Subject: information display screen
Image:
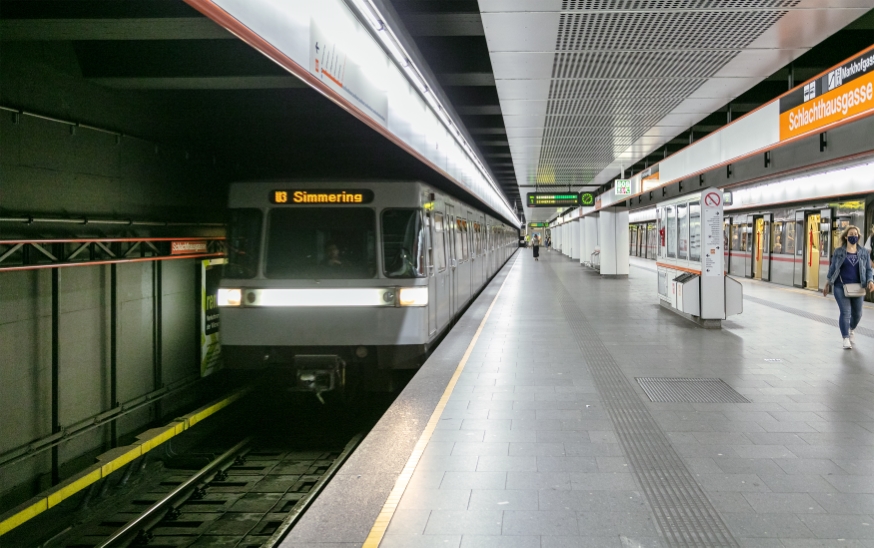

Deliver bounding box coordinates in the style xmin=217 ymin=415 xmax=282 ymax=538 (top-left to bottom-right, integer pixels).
xmin=529 ymin=222 xmax=549 ymax=228
xmin=270 ymin=189 xmax=375 ymax=205
xmin=527 ymin=193 xmax=580 ymax=207
xmin=579 ymin=192 xmax=595 ymax=206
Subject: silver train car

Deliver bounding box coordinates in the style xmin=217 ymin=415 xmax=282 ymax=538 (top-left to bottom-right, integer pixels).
xmin=217 ymin=181 xmax=518 ymax=395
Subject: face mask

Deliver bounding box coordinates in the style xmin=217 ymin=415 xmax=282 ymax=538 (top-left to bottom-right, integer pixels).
xmin=848 ymin=236 xmax=859 ymax=245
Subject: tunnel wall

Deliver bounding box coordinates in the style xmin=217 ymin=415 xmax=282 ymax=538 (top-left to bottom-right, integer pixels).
xmin=0 ymin=43 xmax=221 ymax=509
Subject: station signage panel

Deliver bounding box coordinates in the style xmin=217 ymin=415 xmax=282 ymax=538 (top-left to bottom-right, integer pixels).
xmin=779 ymin=47 xmax=874 ymax=141
xmin=527 ymin=192 xmax=580 ymax=208
xmin=614 ymin=179 xmax=633 ymax=196
xmin=270 ymin=189 xmax=375 ymax=205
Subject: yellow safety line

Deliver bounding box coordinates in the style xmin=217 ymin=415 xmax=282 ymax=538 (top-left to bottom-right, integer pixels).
xmin=0 ymin=386 xmax=251 ymax=536
xmin=362 ymin=262 xmax=514 ymax=548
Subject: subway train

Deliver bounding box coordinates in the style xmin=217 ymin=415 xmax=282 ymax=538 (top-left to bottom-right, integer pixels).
xmin=216 ymin=181 xmax=518 ymax=397
xmin=630 ymin=160 xmax=874 ymax=294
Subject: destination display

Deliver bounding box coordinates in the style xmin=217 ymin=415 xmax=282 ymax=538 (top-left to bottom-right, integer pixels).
xmin=527 ymin=192 xmax=580 ymax=207
xmin=270 ymin=189 xmax=375 ymax=205
xmin=529 ymin=222 xmax=549 ymax=228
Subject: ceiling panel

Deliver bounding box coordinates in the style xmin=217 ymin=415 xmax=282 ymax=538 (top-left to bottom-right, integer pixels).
xmin=477 ymin=0 xmax=874 ymax=221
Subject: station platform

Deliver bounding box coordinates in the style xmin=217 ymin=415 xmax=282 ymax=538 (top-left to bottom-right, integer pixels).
xmin=283 ymin=250 xmax=874 ymax=548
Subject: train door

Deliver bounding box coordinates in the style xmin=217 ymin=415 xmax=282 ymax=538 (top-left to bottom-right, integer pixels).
xmin=425 ymin=210 xmax=438 ymax=336
xmin=760 ymin=215 xmax=773 ymax=281
xmin=793 ymin=211 xmax=805 ymax=287
xmin=724 ymin=219 xmax=731 ymax=274
xmin=752 ymin=216 xmax=771 ymax=280
xmin=647 ymin=223 xmax=657 ymax=259
xmin=432 ymin=210 xmax=451 ymax=333
xmin=804 ymin=212 xmax=822 ymax=290
xmin=818 ymin=209 xmax=833 ymax=291
xmin=742 ymin=219 xmax=753 ymax=277
xmin=446 ymin=204 xmax=458 ymax=316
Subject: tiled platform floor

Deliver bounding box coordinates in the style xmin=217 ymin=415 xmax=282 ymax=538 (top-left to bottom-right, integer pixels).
xmin=378 ymin=251 xmax=874 ymax=548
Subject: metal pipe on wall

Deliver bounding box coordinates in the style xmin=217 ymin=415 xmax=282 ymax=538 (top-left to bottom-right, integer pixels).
xmin=110 ymin=262 xmax=118 ymax=448
xmin=152 ymin=261 xmax=163 ymax=422
xmin=51 ymin=264 xmax=60 ymax=485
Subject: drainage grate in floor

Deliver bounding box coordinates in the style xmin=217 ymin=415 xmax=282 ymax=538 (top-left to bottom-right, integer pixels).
xmin=636 ymin=378 xmax=750 ymax=403
xmin=549 ymin=263 xmax=739 ymax=547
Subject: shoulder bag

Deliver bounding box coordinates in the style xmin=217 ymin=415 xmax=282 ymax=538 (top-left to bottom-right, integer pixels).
xmin=841 ymin=274 xmax=867 ymax=297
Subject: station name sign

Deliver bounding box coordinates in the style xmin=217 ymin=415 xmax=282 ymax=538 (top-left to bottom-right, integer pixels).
xmin=779 ymin=47 xmax=874 ymax=141
xmin=270 ymin=189 xmax=375 ymax=205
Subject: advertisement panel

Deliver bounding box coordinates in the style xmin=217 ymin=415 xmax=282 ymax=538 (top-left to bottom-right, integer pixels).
xmin=201 ymin=258 xmax=226 ymax=377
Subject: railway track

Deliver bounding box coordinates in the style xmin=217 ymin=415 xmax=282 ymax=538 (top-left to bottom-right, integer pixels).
xmin=54 ymin=434 xmax=361 ymax=548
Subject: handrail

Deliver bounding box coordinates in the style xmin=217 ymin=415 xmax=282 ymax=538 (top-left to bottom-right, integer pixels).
xmin=95 ymin=437 xmax=252 ymax=548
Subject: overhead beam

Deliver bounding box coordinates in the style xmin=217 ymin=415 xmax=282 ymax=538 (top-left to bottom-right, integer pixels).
xmin=438 ymin=73 xmax=496 ymax=86
xmin=88 ymin=76 xmax=307 ymax=90
xmin=403 ymin=13 xmax=484 ymax=36
xmin=0 ymin=18 xmax=232 ymax=41
xmin=457 ymin=105 xmax=502 ymax=115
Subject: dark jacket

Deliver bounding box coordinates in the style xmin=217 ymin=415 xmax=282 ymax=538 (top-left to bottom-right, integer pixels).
xmin=826 ymin=245 xmax=874 ymax=286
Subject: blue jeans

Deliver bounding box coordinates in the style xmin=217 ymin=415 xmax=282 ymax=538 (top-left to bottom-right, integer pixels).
xmin=834 ymin=284 xmax=864 ymax=338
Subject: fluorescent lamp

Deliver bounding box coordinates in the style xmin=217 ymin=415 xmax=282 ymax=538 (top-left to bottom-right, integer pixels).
xmin=249 ymin=288 xmax=393 ymax=307
xmin=217 ymin=288 xmax=242 ymax=307
xmin=345 ymin=0 xmax=517 ymax=225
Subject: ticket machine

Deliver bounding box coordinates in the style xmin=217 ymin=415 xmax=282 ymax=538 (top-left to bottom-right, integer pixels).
xmin=656 ymin=190 xmax=743 ymax=328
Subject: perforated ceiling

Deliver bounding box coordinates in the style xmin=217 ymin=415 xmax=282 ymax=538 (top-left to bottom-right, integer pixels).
xmin=539 ymin=5 xmax=793 ymax=184
xmin=480 ymin=0 xmax=870 ymax=220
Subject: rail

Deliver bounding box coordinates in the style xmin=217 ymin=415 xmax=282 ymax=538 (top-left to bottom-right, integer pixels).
xmin=95 ymin=438 xmax=252 ymax=548
xmin=264 ymin=433 xmax=365 ymax=547
xmin=0 ymin=386 xmax=253 ymax=536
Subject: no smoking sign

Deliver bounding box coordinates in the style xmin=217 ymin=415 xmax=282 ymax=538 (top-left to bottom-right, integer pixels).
xmin=704 ymin=191 xmax=722 ymax=207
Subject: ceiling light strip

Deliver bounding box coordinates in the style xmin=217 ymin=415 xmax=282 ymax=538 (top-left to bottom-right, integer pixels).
xmin=346 ymin=0 xmax=507 ymax=201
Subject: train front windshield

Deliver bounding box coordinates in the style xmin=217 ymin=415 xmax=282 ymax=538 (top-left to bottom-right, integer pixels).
xmin=266 ymin=208 xmax=377 ymax=279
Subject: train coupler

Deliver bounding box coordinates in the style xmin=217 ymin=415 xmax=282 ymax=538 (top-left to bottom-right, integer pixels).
xmin=293 ymin=355 xmax=345 ymax=404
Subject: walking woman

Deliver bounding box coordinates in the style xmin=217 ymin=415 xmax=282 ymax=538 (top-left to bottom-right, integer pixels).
xmin=533 ymin=235 xmax=540 ymax=261
xmin=823 ymin=225 xmax=874 ymax=349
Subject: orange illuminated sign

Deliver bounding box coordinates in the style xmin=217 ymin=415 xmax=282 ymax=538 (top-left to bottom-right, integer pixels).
xmin=270 ymin=189 xmax=374 ymax=205
xmin=779 ymin=48 xmax=874 ymax=141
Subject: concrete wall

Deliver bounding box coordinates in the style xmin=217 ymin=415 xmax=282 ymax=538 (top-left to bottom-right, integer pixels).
xmin=0 ymin=43 xmax=216 ymax=508
xmin=0 ymin=260 xmax=200 ymax=506
xmin=0 ymin=41 xmax=227 ymax=223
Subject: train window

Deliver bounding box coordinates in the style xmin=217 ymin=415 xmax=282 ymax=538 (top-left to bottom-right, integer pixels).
xmin=225 ymin=208 xmax=262 ymax=279
xmin=772 ymin=222 xmax=785 ymax=254
xmin=730 ymin=224 xmax=739 ymax=251
xmin=678 ymin=204 xmax=689 ymax=260
xmin=666 ymin=206 xmax=677 ymax=258
xmin=265 ymin=208 xmax=376 ymax=279
xmin=690 ymin=202 xmax=701 ymax=261
xmin=433 ymin=213 xmax=447 ymax=272
xmin=457 ymin=219 xmax=469 ymax=260
xmin=382 ymin=209 xmax=426 ymax=278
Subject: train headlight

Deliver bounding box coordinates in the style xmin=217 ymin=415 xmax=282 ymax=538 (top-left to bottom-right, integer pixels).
xmin=398 ymin=287 xmax=428 ymax=307
xmin=217 ymin=288 xmax=242 ymax=307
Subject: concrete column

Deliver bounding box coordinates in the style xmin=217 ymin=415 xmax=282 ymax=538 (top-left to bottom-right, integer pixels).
xmin=583 ymin=215 xmax=598 ymax=266
xmin=571 ymin=220 xmax=580 ymax=260
xmin=597 ymin=206 xmax=630 ymax=277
